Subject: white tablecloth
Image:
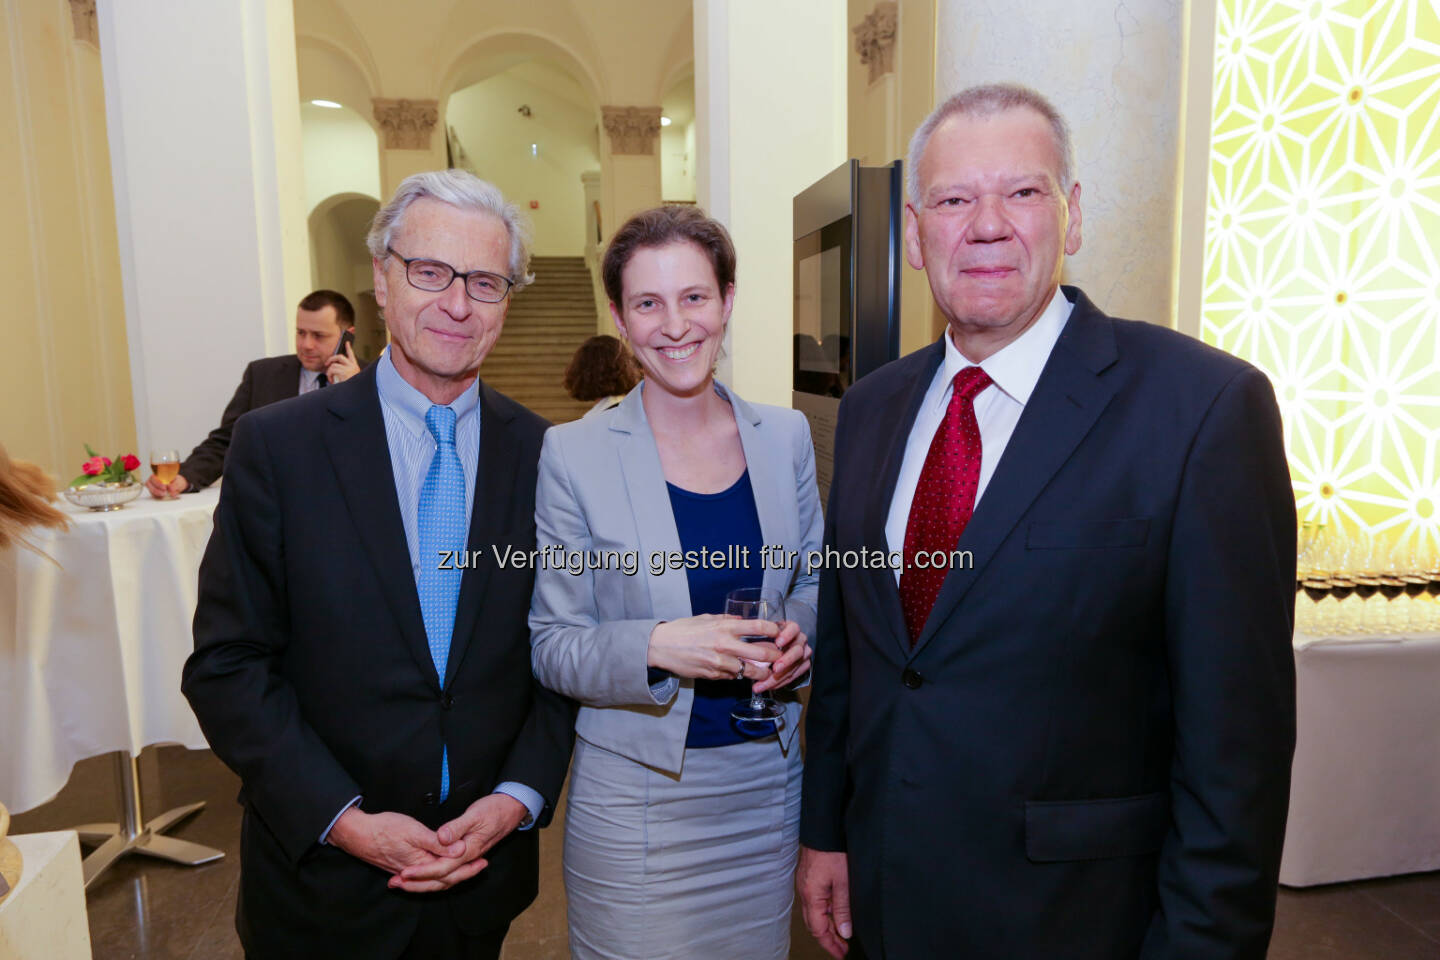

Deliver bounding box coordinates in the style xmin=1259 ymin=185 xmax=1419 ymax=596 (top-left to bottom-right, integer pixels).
xmin=0 ymin=489 xmax=219 ymax=813
xmin=1280 ymin=630 xmax=1440 ymax=886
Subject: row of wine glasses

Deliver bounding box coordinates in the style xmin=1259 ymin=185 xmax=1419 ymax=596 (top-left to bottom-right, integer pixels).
xmin=1296 ymin=522 xmax=1440 ymax=636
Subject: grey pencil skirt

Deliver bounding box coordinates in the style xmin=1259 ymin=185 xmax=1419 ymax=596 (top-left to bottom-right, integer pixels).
xmin=562 ymin=733 xmax=803 ymax=960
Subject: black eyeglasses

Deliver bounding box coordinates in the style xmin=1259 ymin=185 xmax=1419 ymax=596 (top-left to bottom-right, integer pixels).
xmin=386 ymin=247 xmax=514 ymax=303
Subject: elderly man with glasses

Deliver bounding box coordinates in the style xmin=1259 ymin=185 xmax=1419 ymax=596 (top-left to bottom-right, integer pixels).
xmin=183 ymin=170 xmax=576 ymax=960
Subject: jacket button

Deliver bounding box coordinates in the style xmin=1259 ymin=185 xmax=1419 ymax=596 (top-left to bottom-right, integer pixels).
xmin=441 ymin=692 xmax=454 ymax=710
xmin=902 ymin=668 xmax=923 ymax=689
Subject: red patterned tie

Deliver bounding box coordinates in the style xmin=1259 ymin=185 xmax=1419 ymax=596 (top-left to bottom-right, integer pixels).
xmin=899 ymin=366 xmax=992 ymax=645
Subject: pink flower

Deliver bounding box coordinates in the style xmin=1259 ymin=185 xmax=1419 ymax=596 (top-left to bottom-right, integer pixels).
xmin=82 ymin=456 xmax=107 ymax=476
xmin=121 ymin=454 xmax=140 ymax=471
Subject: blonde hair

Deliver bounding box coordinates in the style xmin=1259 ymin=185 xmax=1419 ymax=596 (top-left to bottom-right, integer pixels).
xmin=0 ymin=444 xmax=69 ymax=559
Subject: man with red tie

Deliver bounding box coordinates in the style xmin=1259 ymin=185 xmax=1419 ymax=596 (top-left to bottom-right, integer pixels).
xmin=796 ymin=84 xmax=1297 ymax=960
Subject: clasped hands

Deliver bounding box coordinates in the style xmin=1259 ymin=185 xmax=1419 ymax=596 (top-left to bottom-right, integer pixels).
xmin=327 ymin=792 xmax=527 ymax=893
xmin=647 ymin=613 xmax=812 ymax=689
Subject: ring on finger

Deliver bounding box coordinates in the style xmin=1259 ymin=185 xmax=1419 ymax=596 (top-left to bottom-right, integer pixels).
xmin=735 ymin=662 xmax=746 ymax=681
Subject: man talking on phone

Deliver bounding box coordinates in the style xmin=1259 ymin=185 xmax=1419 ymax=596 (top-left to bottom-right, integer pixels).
xmin=147 ymin=289 xmax=360 ymax=497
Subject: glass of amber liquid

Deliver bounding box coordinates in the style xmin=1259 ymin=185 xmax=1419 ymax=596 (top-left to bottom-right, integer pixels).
xmin=150 ymin=449 xmax=181 ymax=498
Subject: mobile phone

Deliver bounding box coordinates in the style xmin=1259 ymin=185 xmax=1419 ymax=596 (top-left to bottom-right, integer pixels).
xmin=334 ymin=329 xmax=355 ymax=357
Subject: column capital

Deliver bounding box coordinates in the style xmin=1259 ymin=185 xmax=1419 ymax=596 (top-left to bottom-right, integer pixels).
xmin=372 ymin=98 xmax=440 ymax=150
xmin=69 ymin=0 xmax=98 ymax=47
xmin=853 ymin=2 xmax=898 ymax=84
xmin=602 ymin=106 xmax=663 ymax=156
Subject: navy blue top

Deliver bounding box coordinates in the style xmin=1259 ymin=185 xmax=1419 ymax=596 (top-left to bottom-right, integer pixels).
xmin=666 ymin=470 xmax=775 ymax=747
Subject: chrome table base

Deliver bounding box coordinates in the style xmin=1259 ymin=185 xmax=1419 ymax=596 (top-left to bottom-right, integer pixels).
xmin=73 ymin=752 xmax=225 ymax=888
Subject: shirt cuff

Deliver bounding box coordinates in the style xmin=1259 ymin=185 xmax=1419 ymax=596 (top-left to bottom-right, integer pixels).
xmin=649 ymin=674 xmax=679 ymax=705
xmin=494 ymin=782 xmax=544 ymax=830
xmin=320 ymin=795 xmax=362 ymax=844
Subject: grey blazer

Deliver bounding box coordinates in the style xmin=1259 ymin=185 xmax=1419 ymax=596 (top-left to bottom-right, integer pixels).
xmin=529 ymin=381 xmax=823 ymax=775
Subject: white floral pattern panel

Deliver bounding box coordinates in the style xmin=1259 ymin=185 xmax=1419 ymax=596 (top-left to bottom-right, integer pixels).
xmin=1203 ymin=0 xmax=1440 ymax=549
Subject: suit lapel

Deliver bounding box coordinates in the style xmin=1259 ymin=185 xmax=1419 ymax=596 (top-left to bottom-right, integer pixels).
xmin=322 ymin=366 xmax=438 ymax=691
xmin=443 ymin=381 xmax=520 ymax=689
xmin=273 ymin=355 xmax=302 ymax=400
xmin=864 ymin=342 xmax=945 ymax=656
xmin=910 ymin=290 xmax=1120 ymax=658
xmin=613 ymin=387 xmax=694 ymax=621
xmin=727 ymin=386 xmax=792 ymax=598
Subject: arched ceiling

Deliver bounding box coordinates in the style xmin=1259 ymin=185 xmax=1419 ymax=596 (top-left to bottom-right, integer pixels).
xmin=293 ymin=0 xmax=692 ymax=108
xmin=297 ymin=38 xmax=378 ymax=124
xmin=440 ymin=31 xmax=602 ymax=108
xmin=292 ymin=0 xmax=382 ymax=95
xmin=661 ymin=71 xmax=694 ymax=128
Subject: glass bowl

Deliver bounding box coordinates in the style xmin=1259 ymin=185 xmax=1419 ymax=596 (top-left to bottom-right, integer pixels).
xmin=63 ymin=480 xmax=142 ymax=512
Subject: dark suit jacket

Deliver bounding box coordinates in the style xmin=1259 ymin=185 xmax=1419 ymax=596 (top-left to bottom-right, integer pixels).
xmin=182 ymin=363 xmax=576 ymax=958
xmin=801 ymin=288 xmax=1296 ymax=960
xmin=179 ymin=354 xmax=307 ymax=489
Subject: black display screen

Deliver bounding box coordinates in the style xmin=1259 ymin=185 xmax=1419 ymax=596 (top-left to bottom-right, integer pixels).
xmin=792 ymin=216 xmax=852 ymax=397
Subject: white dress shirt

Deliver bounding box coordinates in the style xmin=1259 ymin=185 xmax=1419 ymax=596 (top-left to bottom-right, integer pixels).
xmin=884 ymin=288 xmax=1074 ymax=581
xmin=298 ymin=366 xmax=326 ymax=395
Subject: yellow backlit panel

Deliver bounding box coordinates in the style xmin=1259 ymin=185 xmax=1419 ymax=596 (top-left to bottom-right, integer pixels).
xmin=1204 ymin=0 xmax=1440 ymax=545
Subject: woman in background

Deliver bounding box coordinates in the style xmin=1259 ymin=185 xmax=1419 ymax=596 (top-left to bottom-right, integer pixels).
xmin=563 ymin=334 xmax=643 ymax=417
xmin=529 ymin=205 xmax=822 ymax=960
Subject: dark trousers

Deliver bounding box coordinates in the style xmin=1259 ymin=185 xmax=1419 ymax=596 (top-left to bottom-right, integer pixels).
xmin=245 ymin=905 xmax=508 ymax=960
xmin=401 ymin=897 xmax=510 ymax=960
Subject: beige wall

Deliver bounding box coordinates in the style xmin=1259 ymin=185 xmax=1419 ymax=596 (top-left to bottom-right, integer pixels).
xmin=302 ymin=102 xmax=382 ymax=214
xmin=847 ymin=0 xmax=939 ymax=357
xmin=296 ymin=35 xmax=379 ymax=116
xmin=292 ymin=0 xmax=690 ymax=120
xmin=308 ymin=195 xmax=385 ymax=362
xmin=660 ymin=123 xmax=697 ymax=202
xmin=448 ymin=62 xmax=600 ymax=257
xmin=0 ymin=0 xmax=134 ymax=481
xmin=659 ymin=71 xmax=697 ymax=203
xmin=696 ymin=0 xmax=848 ymax=407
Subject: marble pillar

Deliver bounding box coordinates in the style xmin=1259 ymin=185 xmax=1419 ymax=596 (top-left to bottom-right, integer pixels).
xmin=695 ymin=0 xmax=847 ymax=405
xmin=98 ymin=0 xmax=310 ymax=460
xmin=934 ymin=0 xmax=1187 ymax=327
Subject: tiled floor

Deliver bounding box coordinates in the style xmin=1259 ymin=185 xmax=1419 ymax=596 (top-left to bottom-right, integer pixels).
xmin=10 ymin=747 xmax=1438 ymax=959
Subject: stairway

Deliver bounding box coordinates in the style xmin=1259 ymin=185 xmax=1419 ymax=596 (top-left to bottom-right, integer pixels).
xmin=482 ymin=255 xmax=600 ymax=424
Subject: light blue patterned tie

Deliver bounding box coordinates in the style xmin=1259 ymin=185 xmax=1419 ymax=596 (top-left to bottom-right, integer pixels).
xmin=418 ymin=405 xmax=466 ymax=802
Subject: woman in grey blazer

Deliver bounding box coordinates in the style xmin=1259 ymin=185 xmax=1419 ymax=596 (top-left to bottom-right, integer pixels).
xmin=530 ymin=206 xmax=822 ymax=960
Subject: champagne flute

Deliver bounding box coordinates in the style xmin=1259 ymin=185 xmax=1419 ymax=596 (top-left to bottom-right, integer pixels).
xmin=1295 ymin=521 xmax=1320 ymax=634
xmin=1375 ymin=532 xmax=1407 ymax=635
xmin=1301 ymin=524 xmax=1339 ymax=636
xmin=150 ymin=449 xmax=181 ymax=498
xmin=1398 ymin=539 xmax=1429 ymax=634
xmin=726 ymin=586 xmax=787 ymax=723
xmin=1323 ymin=529 xmax=1357 ymax=635
xmin=1351 ymin=531 xmax=1384 ymax=634
xmin=1422 ymin=539 xmax=1440 ymax=632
